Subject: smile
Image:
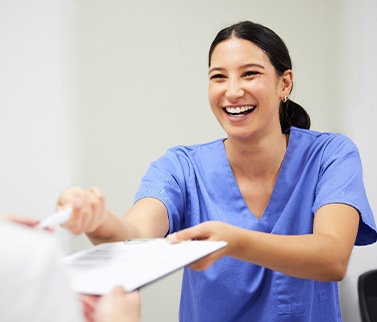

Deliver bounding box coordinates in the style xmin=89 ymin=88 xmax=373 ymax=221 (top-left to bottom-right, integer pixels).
xmin=224 ymin=105 xmax=255 ymax=116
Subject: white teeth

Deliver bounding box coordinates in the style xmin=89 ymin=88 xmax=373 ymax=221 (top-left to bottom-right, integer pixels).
xmin=225 ymin=106 xmax=254 ymax=114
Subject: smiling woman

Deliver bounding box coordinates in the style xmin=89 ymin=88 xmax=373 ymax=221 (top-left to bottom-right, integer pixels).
xmin=57 ymin=21 xmax=376 ymax=322
xmin=208 ymin=21 xmax=311 ymax=134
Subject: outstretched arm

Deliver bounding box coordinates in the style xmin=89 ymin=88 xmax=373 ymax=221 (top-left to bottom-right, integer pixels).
xmin=58 ymin=186 xmax=169 ymax=244
xmin=169 ymin=203 xmax=359 ymax=282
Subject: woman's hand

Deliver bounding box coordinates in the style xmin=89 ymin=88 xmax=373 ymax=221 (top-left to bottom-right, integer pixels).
xmin=95 ymin=287 xmax=140 ymax=322
xmin=57 ymin=186 xmax=107 ymax=235
xmin=170 ymin=204 xmax=360 ymax=281
xmin=168 ymin=221 xmax=240 ymax=270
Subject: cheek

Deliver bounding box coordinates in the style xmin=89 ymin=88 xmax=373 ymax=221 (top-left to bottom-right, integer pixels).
xmin=249 ymin=80 xmax=267 ymax=95
xmin=208 ymin=84 xmax=220 ymax=107
xmin=252 ymin=80 xmax=279 ymax=104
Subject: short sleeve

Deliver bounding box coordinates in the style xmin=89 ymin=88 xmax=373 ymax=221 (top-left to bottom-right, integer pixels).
xmin=312 ymin=135 xmax=377 ymax=245
xmin=135 ymin=148 xmax=188 ymax=233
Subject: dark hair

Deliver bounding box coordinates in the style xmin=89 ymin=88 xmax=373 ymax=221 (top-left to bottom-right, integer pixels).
xmin=209 ymin=21 xmax=310 ymax=132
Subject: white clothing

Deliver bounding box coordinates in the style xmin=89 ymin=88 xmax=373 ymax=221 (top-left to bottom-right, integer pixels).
xmin=0 ymin=221 xmax=83 ymax=322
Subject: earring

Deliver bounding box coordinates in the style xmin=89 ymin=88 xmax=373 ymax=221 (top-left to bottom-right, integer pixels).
xmin=282 ymin=95 xmax=288 ymax=103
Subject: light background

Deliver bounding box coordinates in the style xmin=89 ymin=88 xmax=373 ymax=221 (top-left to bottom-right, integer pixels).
xmin=1 ymin=1 xmax=376 ymax=321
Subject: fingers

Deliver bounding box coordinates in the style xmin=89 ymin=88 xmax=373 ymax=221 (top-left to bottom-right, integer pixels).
xmin=168 ymin=221 xmax=229 ymax=271
xmin=95 ymin=287 xmax=140 ymax=322
xmin=187 ymin=251 xmax=223 ymax=271
xmin=169 ymin=227 xmax=198 ymax=242
xmin=4 ymin=215 xmax=40 ymax=228
xmin=80 ymin=294 xmax=101 ymax=322
xmin=58 ymin=186 xmax=106 ymax=235
xmin=111 ymin=286 xmax=140 ymax=312
xmin=86 ymin=187 xmax=106 ymax=232
xmin=168 ymin=222 xmax=211 ymax=243
xmin=61 ymin=187 xmax=86 ymax=234
xmin=56 ymin=185 xmax=82 ymax=210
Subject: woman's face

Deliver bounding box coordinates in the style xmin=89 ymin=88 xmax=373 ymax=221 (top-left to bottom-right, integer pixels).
xmin=208 ymin=37 xmax=291 ymax=142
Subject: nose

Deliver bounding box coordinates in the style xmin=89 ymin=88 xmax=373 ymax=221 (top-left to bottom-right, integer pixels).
xmin=225 ymin=78 xmax=244 ymax=100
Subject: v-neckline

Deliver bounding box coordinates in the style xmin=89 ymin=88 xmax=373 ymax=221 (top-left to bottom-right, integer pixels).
xmin=220 ymin=134 xmax=292 ymax=222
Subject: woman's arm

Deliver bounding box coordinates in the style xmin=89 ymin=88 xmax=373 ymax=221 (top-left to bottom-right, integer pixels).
xmin=59 ymin=186 xmax=169 ymax=245
xmin=87 ymin=197 xmax=169 ymax=245
xmin=169 ymin=203 xmax=359 ymax=282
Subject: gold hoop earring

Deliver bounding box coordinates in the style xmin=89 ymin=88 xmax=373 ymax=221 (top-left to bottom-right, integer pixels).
xmin=282 ymin=95 xmax=288 ymax=103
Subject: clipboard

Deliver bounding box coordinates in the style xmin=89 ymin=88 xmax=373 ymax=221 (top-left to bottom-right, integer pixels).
xmin=63 ymin=239 xmax=227 ymax=295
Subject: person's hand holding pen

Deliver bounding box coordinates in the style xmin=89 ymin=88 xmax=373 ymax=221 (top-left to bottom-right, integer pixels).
xmin=56 ymin=186 xmax=108 ymax=235
xmin=2 ymin=186 xmax=105 ymax=234
xmin=5 ymin=185 xmax=109 ymax=233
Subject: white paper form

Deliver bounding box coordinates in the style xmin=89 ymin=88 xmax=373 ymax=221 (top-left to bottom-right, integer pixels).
xmin=63 ymin=239 xmax=227 ymax=295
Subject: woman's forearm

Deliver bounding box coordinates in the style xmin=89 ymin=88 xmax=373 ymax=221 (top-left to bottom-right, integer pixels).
xmin=87 ymin=198 xmax=169 ymax=245
xmin=233 ymin=229 xmax=349 ymax=281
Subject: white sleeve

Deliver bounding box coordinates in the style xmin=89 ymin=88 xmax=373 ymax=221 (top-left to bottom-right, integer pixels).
xmin=0 ymin=221 xmax=84 ymax=322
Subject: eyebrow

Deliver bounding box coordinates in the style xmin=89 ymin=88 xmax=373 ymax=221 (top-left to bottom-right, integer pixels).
xmin=208 ymin=63 xmax=265 ymax=75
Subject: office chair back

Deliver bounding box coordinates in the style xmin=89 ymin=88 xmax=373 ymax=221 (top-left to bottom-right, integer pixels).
xmin=358 ymin=269 xmax=377 ymax=322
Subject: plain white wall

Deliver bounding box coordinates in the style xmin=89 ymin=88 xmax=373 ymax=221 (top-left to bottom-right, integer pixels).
xmin=2 ymin=1 xmax=376 ymax=321
xmin=0 ymin=0 xmax=73 ymax=219
xmin=337 ymin=2 xmax=377 ymax=322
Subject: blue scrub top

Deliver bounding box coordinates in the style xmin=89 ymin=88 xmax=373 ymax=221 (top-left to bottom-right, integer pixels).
xmin=135 ymin=127 xmax=377 ymax=322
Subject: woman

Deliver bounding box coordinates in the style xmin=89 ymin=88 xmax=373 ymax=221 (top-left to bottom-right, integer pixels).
xmin=58 ymin=21 xmax=377 ymax=321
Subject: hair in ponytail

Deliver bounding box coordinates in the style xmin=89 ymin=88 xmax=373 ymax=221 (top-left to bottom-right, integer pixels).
xmin=209 ymin=21 xmax=311 ymax=132
xmin=280 ymin=99 xmax=311 ymax=132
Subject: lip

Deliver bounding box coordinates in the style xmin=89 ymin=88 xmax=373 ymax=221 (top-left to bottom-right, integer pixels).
xmin=222 ymin=105 xmax=256 ymax=121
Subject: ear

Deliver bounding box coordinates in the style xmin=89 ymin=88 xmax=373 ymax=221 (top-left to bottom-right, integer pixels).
xmin=278 ymin=70 xmax=293 ymax=99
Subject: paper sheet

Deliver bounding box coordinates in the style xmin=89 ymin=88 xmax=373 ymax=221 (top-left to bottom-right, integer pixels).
xmin=63 ymin=239 xmax=227 ymax=294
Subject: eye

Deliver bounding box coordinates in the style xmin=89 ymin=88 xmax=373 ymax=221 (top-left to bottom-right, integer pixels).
xmin=242 ymin=71 xmax=259 ymax=78
xmin=209 ymin=73 xmax=226 ymax=80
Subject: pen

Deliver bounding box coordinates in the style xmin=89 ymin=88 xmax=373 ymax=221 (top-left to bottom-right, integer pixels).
xmin=38 ymin=208 xmax=73 ymax=229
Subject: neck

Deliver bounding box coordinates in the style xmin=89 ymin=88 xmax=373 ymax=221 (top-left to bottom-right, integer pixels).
xmin=225 ymin=133 xmax=288 ymax=179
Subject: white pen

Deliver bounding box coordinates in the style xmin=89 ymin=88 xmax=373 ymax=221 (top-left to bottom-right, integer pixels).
xmin=38 ymin=208 xmax=73 ymax=229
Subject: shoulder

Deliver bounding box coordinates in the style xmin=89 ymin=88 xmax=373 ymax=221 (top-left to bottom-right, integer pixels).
xmin=147 ymin=139 xmax=225 ymax=174
xmin=289 ymin=127 xmax=358 ymax=154
xmin=162 ymin=138 xmax=225 ymax=162
xmin=167 ymin=138 xmax=225 ymax=154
